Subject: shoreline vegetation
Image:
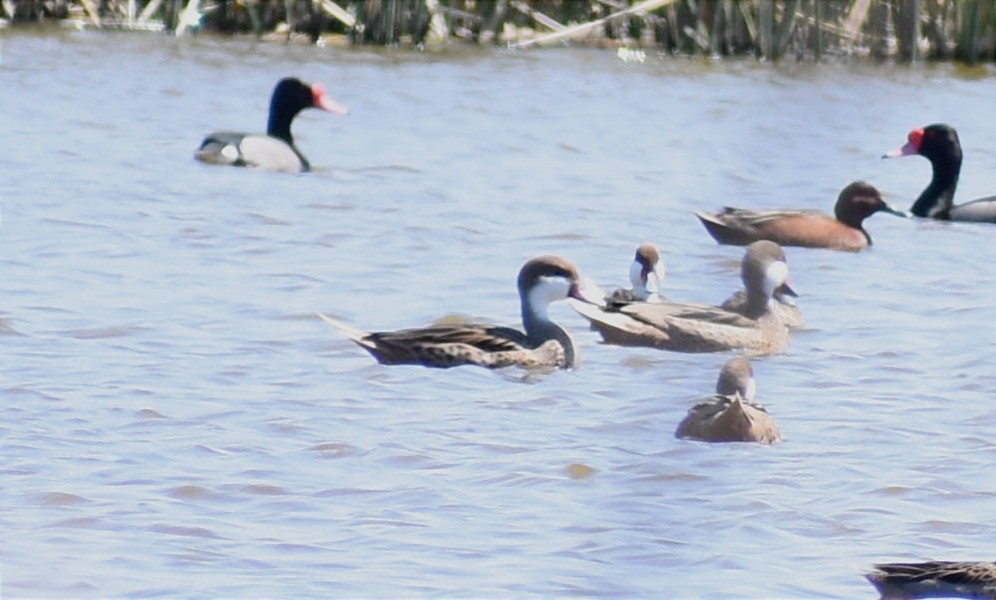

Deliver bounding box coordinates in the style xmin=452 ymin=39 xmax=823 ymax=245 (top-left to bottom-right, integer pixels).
xmin=1 ymin=0 xmax=994 ymax=62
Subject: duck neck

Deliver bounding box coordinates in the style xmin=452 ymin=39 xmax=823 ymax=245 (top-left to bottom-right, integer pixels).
xmin=522 ymin=301 xmax=576 ymax=367
xmin=858 ymin=228 xmax=873 ymax=246
xmin=267 ymin=101 xmax=302 ymax=146
xmin=268 ymin=101 xmax=311 ymax=171
xmin=911 ymin=157 xmax=960 ymax=219
xmin=835 ymin=207 xmax=867 ymax=231
xmin=742 ymin=290 xmax=771 ymax=320
xmin=837 ymin=213 xmax=874 ymax=245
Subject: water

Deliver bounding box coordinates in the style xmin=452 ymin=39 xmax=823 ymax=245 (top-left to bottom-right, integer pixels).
xmin=1 ymin=29 xmax=995 ymax=598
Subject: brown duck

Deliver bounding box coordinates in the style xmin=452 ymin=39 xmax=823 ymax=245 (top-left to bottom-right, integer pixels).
xmin=570 ymin=241 xmax=797 ymax=355
xmin=675 ymin=356 xmax=781 ymax=444
xmin=318 ymin=255 xmax=600 ymax=370
xmin=695 ymin=181 xmax=908 ymax=251
xmin=865 ymin=560 xmax=996 ymax=599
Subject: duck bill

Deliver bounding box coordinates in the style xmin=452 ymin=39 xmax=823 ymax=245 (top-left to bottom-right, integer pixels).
xmin=311 ymin=84 xmax=349 ymax=115
xmin=881 ymin=202 xmax=912 ymax=218
xmin=316 ymin=95 xmax=349 ymax=115
xmin=881 ymin=142 xmax=916 ymax=159
xmin=774 ymin=282 xmax=798 ymax=306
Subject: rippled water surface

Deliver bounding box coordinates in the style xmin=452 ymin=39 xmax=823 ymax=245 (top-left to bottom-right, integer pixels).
xmin=2 ymin=30 xmax=996 ymax=598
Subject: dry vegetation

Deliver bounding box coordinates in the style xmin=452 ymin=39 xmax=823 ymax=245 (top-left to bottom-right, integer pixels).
xmin=2 ymin=0 xmax=994 ymax=62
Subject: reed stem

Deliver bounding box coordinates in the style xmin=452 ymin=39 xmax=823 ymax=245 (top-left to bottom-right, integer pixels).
xmin=1 ymin=0 xmax=992 ymax=62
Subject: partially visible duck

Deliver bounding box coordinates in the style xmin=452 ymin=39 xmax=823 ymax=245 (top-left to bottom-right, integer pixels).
xmin=569 ymin=241 xmax=797 ymax=355
xmin=605 ymin=243 xmax=666 ymax=305
xmin=695 ymin=181 xmax=908 ymax=251
xmin=883 ymin=123 xmax=996 ymax=222
xmin=318 ymin=255 xmax=601 ymax=370
xmin=865 ymin=560 xmax=996 ymax=600
xmin=196 ymin=77 xmax=348 ymax=174
xmin=675 ymin=357 xmax=780 ymax=444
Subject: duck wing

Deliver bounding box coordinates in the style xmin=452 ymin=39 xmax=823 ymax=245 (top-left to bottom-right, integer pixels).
xmin=865 ymin=561 xmax=996 ymax=599
xmin=196 ymin=131 xmax=305 ymax=174
xmin=367 ymin=323 xmax=529 ymax=354
xmin=344 ymin=320 xmax=562 ymax=368
xmin=696 ymin=207 xmax=828 ymax=246
xmin=620 ymin=301 xmax=757 ymax=328
xmin=320 ymin=311 xmax=570 ymax=369
xmin=718 ymin=207 xmax=823 ymax=223
xmin=572 ymin=299 xmax=764 ymax=352
xmin=949 ymin=195 xmax=996 ymax=222
xmin=619 ymin=302 xmax=774 ymax=353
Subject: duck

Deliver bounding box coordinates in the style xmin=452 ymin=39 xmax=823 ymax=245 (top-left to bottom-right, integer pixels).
xmin=882 ymin=123 xmax=996 ymax=222
xmin=600 ymin=243 xmax=802 ymax=328
xmin=569 ymin=240 xmax=797 ymax=355
xmin=318 ymin=255 xmax=600 ymax=370
xmin=674 ymin=357 xmax=780 ymax=444
xmin=604 ymin=243 xmax=666 ymax=305
xmin=195 ymin=77 xmax=348 ymax=174
xmin=864 ymin=560 xmax=996 ymax=600
xmin=694 ymin=181 xmax=908 ymax=251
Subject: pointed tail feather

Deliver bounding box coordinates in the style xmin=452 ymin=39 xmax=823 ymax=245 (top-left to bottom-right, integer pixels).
xmin=694 ymin=211 xmax=727 ymax=241
xmin=694 ymin=210 xmax=722 ymax=225
xmin=317 ymin=313 xmax=374 ymax=348
xmin=694 ymin=210 xmax=751 ymax=246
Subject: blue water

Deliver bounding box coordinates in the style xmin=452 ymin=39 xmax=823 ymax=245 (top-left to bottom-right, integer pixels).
xmin=1 ymin=29 xmax=995 ymax=598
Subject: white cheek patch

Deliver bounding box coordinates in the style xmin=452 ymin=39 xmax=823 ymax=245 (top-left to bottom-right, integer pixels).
xmin=528 ymin=275 xmax=571 ymax=320
xmin=763 ymin=261 xmax=789 ymax=298
xmin=537 ymin=275 xmax=571 ymax=302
